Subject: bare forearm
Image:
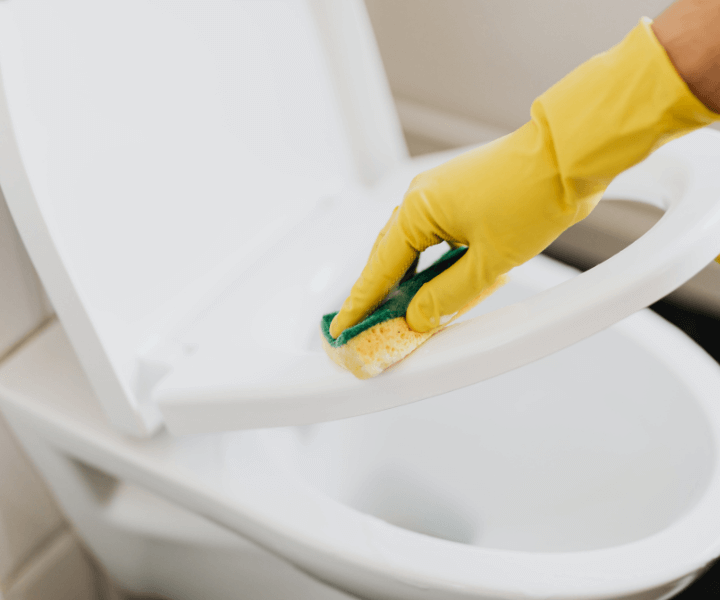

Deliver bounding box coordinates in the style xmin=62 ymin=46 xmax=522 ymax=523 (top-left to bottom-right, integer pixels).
xmin=652 ymin=0 xmax=720 ymax=113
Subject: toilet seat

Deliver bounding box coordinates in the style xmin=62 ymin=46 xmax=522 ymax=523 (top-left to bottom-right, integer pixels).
xmin=1 ymin=0 xmax=720 ymax=438
xmin=152 ymin=132 xmax=720 ymax=434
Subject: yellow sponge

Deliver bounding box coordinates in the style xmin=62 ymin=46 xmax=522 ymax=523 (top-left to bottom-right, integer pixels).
xmin=321 ymin=258 xmax=508 ymax=379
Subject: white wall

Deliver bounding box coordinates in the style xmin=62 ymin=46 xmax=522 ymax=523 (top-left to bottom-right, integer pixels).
xmin=364 ymin=0 xmax=710 ymax=146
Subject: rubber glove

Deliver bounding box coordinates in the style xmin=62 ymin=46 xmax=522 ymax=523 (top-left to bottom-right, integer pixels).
xmin=330 ymin=17 xmax=720 ymax=338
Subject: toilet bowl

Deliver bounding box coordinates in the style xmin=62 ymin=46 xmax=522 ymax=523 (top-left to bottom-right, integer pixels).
xmin=3 ymin=1 xmax=720 ymax=599
xmin=3 ymin=254 xmax=720 ymax=600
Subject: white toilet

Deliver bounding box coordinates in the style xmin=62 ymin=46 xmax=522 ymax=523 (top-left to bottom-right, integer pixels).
xmin=3 ymin=1 xmax=720 ymax=599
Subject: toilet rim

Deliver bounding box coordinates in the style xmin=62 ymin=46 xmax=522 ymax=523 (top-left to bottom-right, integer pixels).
xmin=1 ymin=313 xmax=720 ymax=599
xmin=241 ymin=308 xmax=720 ymax=598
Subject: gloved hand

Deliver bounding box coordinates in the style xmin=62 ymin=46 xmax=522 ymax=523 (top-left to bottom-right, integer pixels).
xmin=330 ymin=17 xmax=719 ymax=338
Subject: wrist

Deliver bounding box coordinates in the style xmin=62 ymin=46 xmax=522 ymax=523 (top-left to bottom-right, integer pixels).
xmin=652 ymin=0 xmax=720 ymax=113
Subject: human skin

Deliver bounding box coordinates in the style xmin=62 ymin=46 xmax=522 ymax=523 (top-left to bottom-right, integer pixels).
xmin=652 ymin=0 xmax=720 ymax=113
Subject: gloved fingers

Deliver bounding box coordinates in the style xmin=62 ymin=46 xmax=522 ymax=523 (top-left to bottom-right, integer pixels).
xmin=329 ymin=209 xmax=420 ymax=339
xmin=367 ymin=206 xmax=398 ymax=261
xmin=406 ymin=249 xmax=490 ymax=332
xmin=366 ymin=208 xmax=419 ymax=283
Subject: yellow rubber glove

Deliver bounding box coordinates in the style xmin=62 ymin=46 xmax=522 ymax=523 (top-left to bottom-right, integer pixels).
xmin=330 ymin=17 xmax=720 ymax=338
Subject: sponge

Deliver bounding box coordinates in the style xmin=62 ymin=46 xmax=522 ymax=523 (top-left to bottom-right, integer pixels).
xmin=320 ymin=247 xmax=508 ymax=379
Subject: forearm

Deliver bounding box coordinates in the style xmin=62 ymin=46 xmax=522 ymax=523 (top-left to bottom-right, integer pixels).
xmin=652 ymin=0 xmax=720 ymax=114
xmin=533 ymin=16 xmax=718 ymax=229
xmin=330 ymin=8 xmax=720 ymax=338
xmin=397 ymin=17 xmax=719 ymax=291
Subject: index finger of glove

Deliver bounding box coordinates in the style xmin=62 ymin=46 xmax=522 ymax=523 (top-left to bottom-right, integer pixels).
xmin=329 ymin=209 xmax=419 ymax=338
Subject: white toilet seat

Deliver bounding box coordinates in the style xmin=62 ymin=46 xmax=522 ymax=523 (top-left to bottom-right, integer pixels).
xmin=3 ymin=1 xmax=720 ymax=438
xmin=152 ymin=130 xmax=720 ymax=434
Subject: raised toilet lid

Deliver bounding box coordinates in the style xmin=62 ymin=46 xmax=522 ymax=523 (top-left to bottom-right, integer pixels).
xmin=2 ymin=0 xmax=720 ymax=437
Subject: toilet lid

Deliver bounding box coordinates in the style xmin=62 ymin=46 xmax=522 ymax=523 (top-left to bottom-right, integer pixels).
xmin=3 ymin=1 xmax=720 ymax=438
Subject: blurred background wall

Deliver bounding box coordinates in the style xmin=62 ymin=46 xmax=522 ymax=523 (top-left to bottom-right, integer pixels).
xmin=365 ymin=0 xmax=688 ymax=152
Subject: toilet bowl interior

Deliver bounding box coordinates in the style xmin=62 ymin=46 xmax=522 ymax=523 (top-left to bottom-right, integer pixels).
xmin=2 ymin=253 xmax=720 ymax=599
xmin=259 ymin=256 xmax=716 ymax=553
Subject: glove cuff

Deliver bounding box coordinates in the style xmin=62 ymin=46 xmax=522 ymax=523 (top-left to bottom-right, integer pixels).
xmin=534 ymin=16 xmax=720 ymax=203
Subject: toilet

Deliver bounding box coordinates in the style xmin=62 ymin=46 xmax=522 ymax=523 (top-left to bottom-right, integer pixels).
xmin=2 ymin=1 xmax=720 ymax=599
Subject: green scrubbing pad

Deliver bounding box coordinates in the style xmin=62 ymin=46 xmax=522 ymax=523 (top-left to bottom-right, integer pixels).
xmin=321 ymin=246 xmax=468 ymax=347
